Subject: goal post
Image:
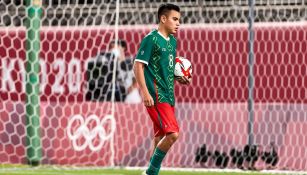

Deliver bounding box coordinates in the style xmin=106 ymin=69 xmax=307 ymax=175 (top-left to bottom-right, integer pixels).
xmin=247 ymin=0 xmax=255 ymax=146
xmin=25 ymin=0 xmax=43 ymax=166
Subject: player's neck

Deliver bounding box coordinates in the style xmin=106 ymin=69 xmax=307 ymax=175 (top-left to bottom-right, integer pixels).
xmin=157 ymin=27 xmax=170 ymax=39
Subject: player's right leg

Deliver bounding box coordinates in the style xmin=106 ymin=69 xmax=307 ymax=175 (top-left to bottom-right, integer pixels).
xmin=145 ymin=132 xmax=179 ymax=175
xmin=154 ymin=136 xmax=163 ymax=148
xmin=145 ymin=103 xmax=180 ymax=175
xmin=144 ymin=127 xmax=165 ymax=174
xmin=156 ymin=132 xmax=179 ymax=152
xmin=150 ymin=136 xmax=163 ymax=163
xmin=141 ymin=170 xmax=149 ymax=175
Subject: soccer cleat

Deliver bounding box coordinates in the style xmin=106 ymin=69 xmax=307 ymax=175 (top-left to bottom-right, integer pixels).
xmin=141 ymin=170 xmax=148 ymax=175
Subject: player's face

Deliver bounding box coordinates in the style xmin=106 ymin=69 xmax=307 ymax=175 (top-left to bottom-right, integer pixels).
xmin=164 ymin=10 xmax=180 ymax=34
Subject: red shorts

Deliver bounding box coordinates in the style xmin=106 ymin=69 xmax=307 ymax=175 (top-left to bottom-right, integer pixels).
xmin=146 ymin=103 xmax=179 ymax=137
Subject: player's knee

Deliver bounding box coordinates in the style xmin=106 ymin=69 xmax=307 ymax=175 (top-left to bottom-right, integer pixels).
xmin=167 ymin=132 xmax=179 ymax=144
xmin=154 ymin=136 xmax=163 ymax=146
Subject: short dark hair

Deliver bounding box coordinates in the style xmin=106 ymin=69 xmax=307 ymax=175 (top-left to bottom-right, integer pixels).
xmin=158 ymin=3 xmax=180 ymax=22
xmin=110 ymin=39 xmax=127 ymax=51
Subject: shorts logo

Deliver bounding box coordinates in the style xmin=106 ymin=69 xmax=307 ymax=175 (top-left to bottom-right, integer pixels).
xmin=67 ymin=114 xmax=116 ymax=151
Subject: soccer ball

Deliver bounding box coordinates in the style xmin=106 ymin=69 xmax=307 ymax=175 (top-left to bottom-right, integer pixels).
xmin=174 ymin=56 xmax=192 ymax=78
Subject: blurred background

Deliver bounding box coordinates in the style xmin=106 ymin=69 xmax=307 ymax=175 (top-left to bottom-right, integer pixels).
xmin=0 ymin=0 xmax=307 ymax=174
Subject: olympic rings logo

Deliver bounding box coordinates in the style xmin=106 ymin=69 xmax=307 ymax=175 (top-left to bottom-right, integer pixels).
xmin=66 ymin=114 xmax=116 ymax=151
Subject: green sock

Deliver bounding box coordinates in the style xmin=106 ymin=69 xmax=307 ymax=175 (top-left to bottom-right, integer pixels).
xmin=146 ymin=148 xmax=166 ymax=175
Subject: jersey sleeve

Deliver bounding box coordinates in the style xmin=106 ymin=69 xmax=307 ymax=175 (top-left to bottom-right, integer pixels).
xmin=135 ymin=34 xmax=154 ymax=65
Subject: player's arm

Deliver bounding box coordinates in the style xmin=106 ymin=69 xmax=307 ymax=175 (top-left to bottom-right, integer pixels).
xmin=134 ymin=35 xmax=155 ymax=106
xmin=133 ymin=62 xmax=154 ymax=106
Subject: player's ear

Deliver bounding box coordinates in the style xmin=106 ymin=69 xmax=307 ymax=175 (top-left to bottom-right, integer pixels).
xmin=161 ymin=15 xmax=167 ymax=24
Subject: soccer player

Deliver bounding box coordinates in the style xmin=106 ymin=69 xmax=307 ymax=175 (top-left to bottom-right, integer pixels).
xmin=133 ymin=3 xmax=190 ymax=175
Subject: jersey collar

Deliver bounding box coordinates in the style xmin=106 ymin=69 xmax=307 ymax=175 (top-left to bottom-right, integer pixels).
xmin=157 ymin=30 xmax=170 ymax=41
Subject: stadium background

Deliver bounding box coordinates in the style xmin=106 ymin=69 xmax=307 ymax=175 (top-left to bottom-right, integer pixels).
xmin=0 ymin=0 xmax=307 ymax=173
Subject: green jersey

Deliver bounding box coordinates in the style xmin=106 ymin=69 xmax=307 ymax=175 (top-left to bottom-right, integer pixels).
xmin=135 ymin=29 xmax=177 ymax=106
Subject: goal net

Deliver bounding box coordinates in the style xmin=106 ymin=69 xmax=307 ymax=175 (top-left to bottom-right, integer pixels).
xmin=0 ymin=0 xmax=307 ymax=172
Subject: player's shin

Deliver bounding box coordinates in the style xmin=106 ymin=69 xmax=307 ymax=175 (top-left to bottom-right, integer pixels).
xmin=146 ymin=147 xmax=166 ymax=175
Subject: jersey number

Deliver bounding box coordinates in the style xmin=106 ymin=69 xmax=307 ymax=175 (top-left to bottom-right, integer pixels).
xmin=169 ymin=55 xmax=174 ymax=68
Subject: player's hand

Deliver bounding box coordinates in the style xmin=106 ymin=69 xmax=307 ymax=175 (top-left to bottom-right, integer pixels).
xmin=141 ymin=91 xmax=154 ymax=106
xmin=175 ymin=76 xmax=191 ymax=85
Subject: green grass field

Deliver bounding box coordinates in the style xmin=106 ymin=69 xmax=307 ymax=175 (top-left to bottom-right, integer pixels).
xmin=0 ymin=165 xmax=294 ymax=175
